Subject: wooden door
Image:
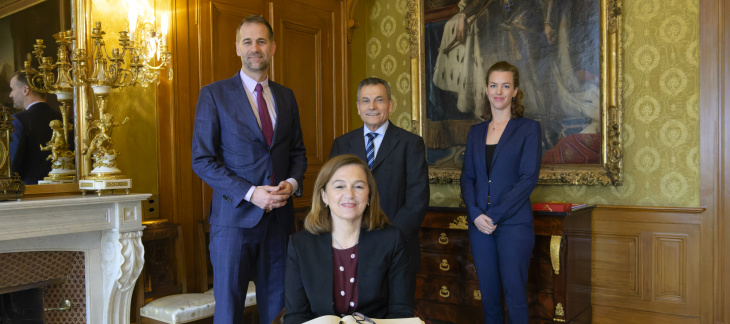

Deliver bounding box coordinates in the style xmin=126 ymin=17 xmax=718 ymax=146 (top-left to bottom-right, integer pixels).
xmin=197 ymin=0 xmax=347 ymax=209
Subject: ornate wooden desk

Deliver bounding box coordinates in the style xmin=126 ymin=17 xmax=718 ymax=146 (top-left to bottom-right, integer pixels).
xmin=415 ymin=207 xmax=593 ymax=323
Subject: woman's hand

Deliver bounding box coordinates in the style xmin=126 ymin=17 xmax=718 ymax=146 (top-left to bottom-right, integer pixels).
xmin=474 ymin=214 xmax=497 ymax=235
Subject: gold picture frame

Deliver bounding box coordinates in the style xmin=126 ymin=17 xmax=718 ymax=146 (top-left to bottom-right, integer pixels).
xmin=407 ymin=0 xmax=623 ymax=185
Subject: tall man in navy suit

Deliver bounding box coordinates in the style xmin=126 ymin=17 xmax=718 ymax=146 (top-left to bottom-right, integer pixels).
xmin=192 ymin=15 xmax=307 ymax=324
xmin=329 ymin=77 xmax=429 ymax=299
xmin=9 ymin=71 xmax=62 ymax=185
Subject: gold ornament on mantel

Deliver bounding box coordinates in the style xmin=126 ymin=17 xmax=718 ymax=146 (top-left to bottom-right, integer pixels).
xmin=23 ymin=6 xmax=172 ymax=195
xmin=0 ymin=106 xmax=25 ymax=201
xmin=24 ymin=30 xmax=79 ymax=184
xmin=76 ymin=18 xmax=172 ymax=195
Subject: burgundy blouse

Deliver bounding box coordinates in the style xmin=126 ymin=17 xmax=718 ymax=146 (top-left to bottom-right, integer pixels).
xmin=332 ymin=244 xmax=359 ymax=316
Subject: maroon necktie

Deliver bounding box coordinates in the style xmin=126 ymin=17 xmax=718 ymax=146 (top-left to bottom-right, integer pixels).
xmin=254 ymin=83 xmax=273 ymax=146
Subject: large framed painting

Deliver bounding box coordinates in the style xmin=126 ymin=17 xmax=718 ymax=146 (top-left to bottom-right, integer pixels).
xmin=406 ymin=0 xmax=623 ymax=185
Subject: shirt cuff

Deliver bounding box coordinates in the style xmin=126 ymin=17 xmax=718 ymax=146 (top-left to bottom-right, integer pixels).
xmin=244 ymin=186 xmax=256 ymax=202
xmin=286 ymin=178 xmax=299 ymax=195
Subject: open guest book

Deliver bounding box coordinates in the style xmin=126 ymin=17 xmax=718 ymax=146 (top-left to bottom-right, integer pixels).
xmin=303 ymin=315 xmax=424 ymax=324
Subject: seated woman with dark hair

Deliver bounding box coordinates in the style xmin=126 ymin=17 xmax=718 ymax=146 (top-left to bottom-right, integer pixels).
xmin=284 ymin=154 xmax=414 ymax=323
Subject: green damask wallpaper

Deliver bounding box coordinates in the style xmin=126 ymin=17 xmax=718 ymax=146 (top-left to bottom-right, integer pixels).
xmin=361 ymin=0 xmax=418 ymax=132
xmin=357 ymin=0 xmax=700 ymax=208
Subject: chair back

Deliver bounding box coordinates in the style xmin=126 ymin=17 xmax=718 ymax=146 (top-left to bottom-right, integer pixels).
xmin=196 ymin=219 xmax=214 ymax=292
xmin=133 ymin=220 xmax=187 ymax=323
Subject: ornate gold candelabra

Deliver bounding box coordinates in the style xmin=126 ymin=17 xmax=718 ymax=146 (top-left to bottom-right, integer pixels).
xmin=24 ymin=13 xmax=171 ymax=194
xmin=24 ymin=30 xmax=79 ymax=184
xmin=77 ymin=20 xmax=171 ymax=195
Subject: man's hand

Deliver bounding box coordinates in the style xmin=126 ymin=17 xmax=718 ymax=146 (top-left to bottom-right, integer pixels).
xmin=269 ymin=181 xmax=293 ymax=197
xmin=250 ymin=184 xmax=290 ymax=211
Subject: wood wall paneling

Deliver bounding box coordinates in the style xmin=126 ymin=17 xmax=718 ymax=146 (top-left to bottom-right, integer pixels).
xmin=592 ymin=305 xmax=700 ymax=324
xmin=275 ymin=0 xmax=342 ymax=207
xmin=698 ymin=0 xmax=728 ymax=322
xmin=592 ymin=206 xmax=705 ymax=323
xmin=699 ymin=0 xmax=730 ymax=323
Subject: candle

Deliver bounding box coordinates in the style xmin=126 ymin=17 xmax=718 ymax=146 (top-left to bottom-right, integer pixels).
xmin=161 ymin=14 xmax=169 ymax=46
xmin=128 ymin=7 xmax=138 ymax=42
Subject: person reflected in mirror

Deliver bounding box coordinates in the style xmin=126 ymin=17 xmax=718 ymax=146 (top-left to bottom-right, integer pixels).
xmin=8 ymin=71 xmax=62 ymax=184
xmin=284 ymin=155 xmax=413 ymax=324
xmin=460 ymin=61 xmax=542 ymax=324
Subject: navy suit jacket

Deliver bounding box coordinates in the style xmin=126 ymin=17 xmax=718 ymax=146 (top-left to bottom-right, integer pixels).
xmin=284 ymin=226 xmax=414 ymax=323
xmin=192 ymin=74 xmax=307 ymax=228
xmin=460 ymin=118 xmax=542 ymax=225
xmin=10 ymin=102 xmax=62 ymax=185
xmin=330 ymin=123 xmax=429 ymax=274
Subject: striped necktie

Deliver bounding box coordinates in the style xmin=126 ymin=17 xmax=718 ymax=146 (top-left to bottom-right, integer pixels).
xmin=366 ymin=132 xmax=378 ymax=170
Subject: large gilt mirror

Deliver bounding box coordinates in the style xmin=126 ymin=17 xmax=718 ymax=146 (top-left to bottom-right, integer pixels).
xmin=1 ymin=0 xmax=88 ymax=194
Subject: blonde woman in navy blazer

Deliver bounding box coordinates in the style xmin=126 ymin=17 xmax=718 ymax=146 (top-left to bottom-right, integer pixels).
xmin=460 ymin=61 xmax=542 ymax=324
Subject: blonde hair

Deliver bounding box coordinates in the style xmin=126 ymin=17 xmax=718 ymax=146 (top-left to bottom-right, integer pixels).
xmin=304 ymin=154 xmax=389 ymax=234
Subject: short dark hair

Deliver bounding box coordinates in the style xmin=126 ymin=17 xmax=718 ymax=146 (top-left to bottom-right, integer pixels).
xmin=481 ymin=61 xmax=524 ymax=120
xmin=357 ymin=77 xmax=392 ymax=101
xmin=304 ymin=154 xmax=389 ymax=234
xmin=11 ymin=71 xmax=46 ymax=99
xmin=236 ymin=15 xmax=274 ymax=42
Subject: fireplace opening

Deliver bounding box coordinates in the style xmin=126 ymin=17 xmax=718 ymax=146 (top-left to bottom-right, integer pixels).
xmin=0 ymin=277 xmax=66 ymax=324
xmin=1 ymin=287 xmax=45 ymax=323
xmin=0 ymin=251 xmax=86 ymax=324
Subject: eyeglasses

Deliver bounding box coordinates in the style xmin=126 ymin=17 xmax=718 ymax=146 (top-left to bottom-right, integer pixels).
xmin=351 ymin=312 xmax=376 ymax=324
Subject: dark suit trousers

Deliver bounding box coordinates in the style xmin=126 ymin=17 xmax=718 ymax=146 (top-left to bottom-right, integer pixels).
xmin=469 ymin=222 xmax=535 ymax=324
xmin=210 ymin=214 xmax=289 ymax=324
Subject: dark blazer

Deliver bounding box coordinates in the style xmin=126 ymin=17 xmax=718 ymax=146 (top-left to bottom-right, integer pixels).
xmin=10 ymin=102 xmax=62 ymax=185
xmin=192 ymin=74 xmax=307 ymax=229
xmin=460 ymin=117 xmax=542 ymax=225
xmin=284 ymin=226 xmax=414 ymax=323
xmin=329 ymin=122 xmax=429 ymax=274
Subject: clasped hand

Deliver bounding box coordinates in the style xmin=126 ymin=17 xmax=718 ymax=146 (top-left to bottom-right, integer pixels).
xmin=250 ymin=181 xmax=293 ymax=211
xmin=474 ymin=214 xmax=497 ymax=235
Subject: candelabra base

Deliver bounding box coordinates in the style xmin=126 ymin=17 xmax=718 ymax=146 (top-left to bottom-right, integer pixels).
xmin=38 ymin=179 xmax=76 ymax=185
xmin=79 ymin=178 xmax=132 ymax=196
xmin=39 ymin=157 xmax=76 ymax=185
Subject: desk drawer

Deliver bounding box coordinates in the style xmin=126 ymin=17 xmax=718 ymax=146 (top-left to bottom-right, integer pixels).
xmin=420 ymin=252 xmax=477 ymax=281
xmin=420 ymin=228 xmax=469 ymax=252
xmin=415 ymin=275 xmax=466 ymax=305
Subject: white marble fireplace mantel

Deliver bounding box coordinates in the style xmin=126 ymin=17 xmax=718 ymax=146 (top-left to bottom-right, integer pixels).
xmin=0 ymin=194 xmax=151 ymax=324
